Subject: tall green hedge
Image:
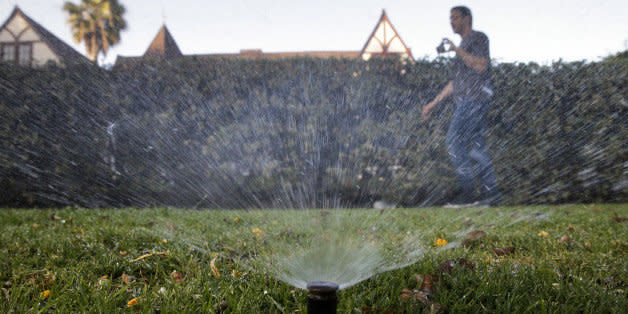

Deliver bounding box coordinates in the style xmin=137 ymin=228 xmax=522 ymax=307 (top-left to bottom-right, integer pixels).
xmin=0 ymin=56 xmax=625 ymax=208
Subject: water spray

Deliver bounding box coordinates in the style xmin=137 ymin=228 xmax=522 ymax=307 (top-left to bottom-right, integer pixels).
xmin=307 ymin=281 xmax=339 ymax=314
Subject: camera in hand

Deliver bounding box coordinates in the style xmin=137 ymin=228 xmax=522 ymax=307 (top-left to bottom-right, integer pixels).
xmin=436 ymin=40 xmax=450 ymax=54
xmin=436 ymin=42 xmax=446 ymax=53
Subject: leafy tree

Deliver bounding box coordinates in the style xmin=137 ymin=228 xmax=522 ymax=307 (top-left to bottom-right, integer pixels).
xmin=63 ymin=0 xmax=127 ymax=63
xmin=603 ymin=49 xmax=628 ymax=62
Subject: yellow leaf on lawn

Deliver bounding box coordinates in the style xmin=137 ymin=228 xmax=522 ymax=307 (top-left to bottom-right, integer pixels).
xmin=40 ymin=290 xmax=50 ymax=299
xmin=127 ymin=298 xmax=138 ymax=308
xmin=434 ymin=238 xmax=448 ymax=247
xmin=251 ymin=227 xmax=264 ymax=237
xmin=210 ymin=256 xmax=220 ymax=278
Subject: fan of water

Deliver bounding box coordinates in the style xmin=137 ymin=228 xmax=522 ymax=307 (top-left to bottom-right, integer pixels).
xmin=0 ymin=54 xmax=625 ymax=296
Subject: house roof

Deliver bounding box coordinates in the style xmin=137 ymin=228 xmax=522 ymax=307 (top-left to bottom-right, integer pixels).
xmin=143 ymin=24 xmax=183 ymax=60
xmin=0 ymin=6 xmax=90 ymax=64
xmin=359 ymin=10 xmax=414 ymax=60
xmin=114 ymin=9 xmax=413 ymax=69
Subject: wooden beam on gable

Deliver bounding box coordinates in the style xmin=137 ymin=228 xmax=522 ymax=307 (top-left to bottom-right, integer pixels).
xmin=360 ymin=10 xmax=414 ymax=61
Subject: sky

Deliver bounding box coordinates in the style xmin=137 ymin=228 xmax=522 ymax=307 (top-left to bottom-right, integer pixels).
xmin=2 ymin=0 xmax=627 ymax=66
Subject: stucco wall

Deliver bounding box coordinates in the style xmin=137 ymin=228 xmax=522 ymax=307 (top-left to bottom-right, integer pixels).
xmin=33 ymin=42 xmax=60 ymax=65
xmin=0 ymin=29 xmax=14 ymax=42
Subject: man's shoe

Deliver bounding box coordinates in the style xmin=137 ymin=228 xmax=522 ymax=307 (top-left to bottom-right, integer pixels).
xmin=444 ymin=192 xmax=477 ymax=208
xmin=476 ymin=192 xmax=501 ymax=207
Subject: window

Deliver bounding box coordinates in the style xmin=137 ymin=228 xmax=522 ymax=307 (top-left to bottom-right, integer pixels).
xmin=1 ymin=43 xmax=33 ymax=65
xmin=18 ymin=44 xmax=32 ymax=65
xmin=2 ymin=44 xmax=15 ymax=61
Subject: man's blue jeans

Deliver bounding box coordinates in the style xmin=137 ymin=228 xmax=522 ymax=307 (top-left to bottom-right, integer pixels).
xmin=446 ymin=99 xmax=498 ymax=198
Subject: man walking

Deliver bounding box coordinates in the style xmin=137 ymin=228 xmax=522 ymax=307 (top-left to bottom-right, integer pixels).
xmin=422 ymin=6 xmax=500 ymax=207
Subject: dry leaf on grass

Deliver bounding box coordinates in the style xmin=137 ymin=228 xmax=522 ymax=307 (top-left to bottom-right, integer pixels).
xmin=430 ymin=303 xmax=448 ymax=313
xmin=171 ymin=271 xmax=185 ymax=283
xmin=400 ymin=288 xmax=429 ymax=304
xmin=231 ymin=270 xmax=243 ymax=278
xmin=26 ymin=271 xmax=56 ymax=289
xmin=166 ymin=222 xmax=177 ymax=230
xmin=96 ymin=276 xmax=109 ymax=288
xmin=493 ymin=247 xmax=516 ymax=256
xmin=400 ymin=285 xmax=447 ymax=313
xmin=438 ymin=258 xmax=475 ymax=273
xmin=559 ymin=235 xmax=571 ymax=243
xmin=400 ymin=288 xmax=412 ymax=301
xmin=214 ymin=301 xmax=228 ymax=313
xmin=462 ymin=218 xmax=474 ymax=227
xmin=597 ymin=276 xmax=624 ymax=288
xmin=360 ymin=306 xmax=398 ymax=313
xmin=415 ymin=274 xmax=439 ymax=296
xmin=611 ymin=213 xmax=628 ymax=223
xmin=131 ymin=251 xmax=169 ymax=263
xmin=120 ymin=273 xmax=135 ymax=285
xmin=210 ymin=256 xmax=220 ymax=278
xmin=462 ymin=230 xmax=486 ymax=247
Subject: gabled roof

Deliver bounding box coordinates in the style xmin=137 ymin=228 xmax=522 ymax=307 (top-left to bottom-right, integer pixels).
xmin=360 ymin=10 xmax=413 ymax=60
xmin=143 ymin=24 xmax=183 ymax=60
xmin=0 ymin=6 xmax=90 ymax=64
xmin=114 ymin=9 xmax=414 ymax=69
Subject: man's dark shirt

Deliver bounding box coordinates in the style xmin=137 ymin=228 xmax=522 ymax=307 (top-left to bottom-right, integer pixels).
xmin=451 ymin=30 xmax=492 ymax=103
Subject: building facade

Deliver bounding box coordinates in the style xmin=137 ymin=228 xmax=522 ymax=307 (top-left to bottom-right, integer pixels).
xmin=0 ymin=6 xmax=89 ymax=67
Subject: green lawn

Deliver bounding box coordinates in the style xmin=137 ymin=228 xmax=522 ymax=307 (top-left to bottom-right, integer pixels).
xmin=1 ymin=204 xmax=626 ymax=313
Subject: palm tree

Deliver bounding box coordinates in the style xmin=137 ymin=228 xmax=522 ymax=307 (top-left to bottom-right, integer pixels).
xmin=63 ymin=0 xmax=127 ymax=63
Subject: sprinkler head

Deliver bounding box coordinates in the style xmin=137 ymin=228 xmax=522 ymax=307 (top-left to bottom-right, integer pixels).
xmin=307 ymin=281 xmax=339 ymax=314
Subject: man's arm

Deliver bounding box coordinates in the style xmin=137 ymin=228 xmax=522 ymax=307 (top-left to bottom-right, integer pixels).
xmin=422 ymin=81 xmax=453 ymax=120
xmin=443 ymin=38 xmax=489 ymax=74
xmin=453 ymin=47 xmax=488 ymax=73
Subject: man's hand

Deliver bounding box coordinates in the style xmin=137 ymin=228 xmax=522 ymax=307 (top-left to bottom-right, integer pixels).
xmin=445 ymin=38 xmax=488 ymax=74
xmin=442 ymin=38 xmax=457 ymax=52
xmin=422 ymin=81 xmax=453 ymax=120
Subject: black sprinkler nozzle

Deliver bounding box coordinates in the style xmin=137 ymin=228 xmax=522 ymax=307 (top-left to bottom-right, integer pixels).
xmin=307 ymin=281 xmax=339 ymax=314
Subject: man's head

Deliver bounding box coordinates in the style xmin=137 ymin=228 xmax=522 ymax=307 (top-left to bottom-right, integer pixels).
xmin=450 ymin=6 xmax=472 ymax=35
